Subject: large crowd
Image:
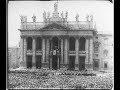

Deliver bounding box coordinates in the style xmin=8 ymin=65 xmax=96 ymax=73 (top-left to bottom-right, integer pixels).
xmin=8 ymin=69 xmax=113 ymax=89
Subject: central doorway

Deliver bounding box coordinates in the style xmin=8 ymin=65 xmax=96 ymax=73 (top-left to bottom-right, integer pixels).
xmin=52 ymin=37 xmax=59 ymax=70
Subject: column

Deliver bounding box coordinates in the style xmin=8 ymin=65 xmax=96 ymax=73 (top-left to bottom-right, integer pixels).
xmin=20 ymin=37 xmax=24 ymax=68
xmin=61 ymin=39 xmax=64 ymax=64
xmin=23 ymin=38 xmax=27 ymax=68
xmin=46 ymin=38 xmax=49 ymax=63
xmin=75 ymin=37 xmax=79 ymax=70
xmin=64 ymin=38 xmax=68 ymax=65
xmin=85 ymin=38 xmax=89 ymax=63
xmin=89 ymin=37 xmax=93 ymax=70
xmin=32 ymin=37 xmax=36 ymax=68
xmin=42 ymin=38 xmax=45 ymax=63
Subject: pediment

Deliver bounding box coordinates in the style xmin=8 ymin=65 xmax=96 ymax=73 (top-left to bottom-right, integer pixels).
xmin=42 ymin=23 xmax=69 ymax=30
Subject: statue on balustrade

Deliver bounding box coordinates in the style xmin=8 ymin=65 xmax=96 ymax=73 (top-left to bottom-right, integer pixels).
xmin=32 ymin=14 xmax=36 ymax=22
xmin=76 ymin=14 xmax=79 ymax=22
xmin=20 ymin=15 xmax=27 ymax=23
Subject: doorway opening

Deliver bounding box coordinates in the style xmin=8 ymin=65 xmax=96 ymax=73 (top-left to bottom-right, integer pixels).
xmin=79 ymin=56 xmax=85 ymax=70
xmin=68 ymin=56 xmax=75 ymax=70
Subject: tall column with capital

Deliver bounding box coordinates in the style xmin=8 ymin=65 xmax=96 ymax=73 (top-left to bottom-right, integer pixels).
xmin=89 ymin=38 xmax=93 ymax=70
xmin=23 ymin=37 xmax=27 ymax=68
xmin=64 ymin=38 xmax=68 ymax=67
xmin=42 ymin=38 xmax=45 ymax=63
xmin=75 ymin=37 xmax=79 ymax=70
xmin=32 ymin=37 xmax=36 ymax=68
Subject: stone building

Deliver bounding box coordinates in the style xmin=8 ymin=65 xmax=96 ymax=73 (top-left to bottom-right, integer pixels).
xmin=93 ymin=34 xmax=113 ymax=71
xmin=8 ymin=46 xmax=21 ymax=69
xmin=18 ymin=3 xmax=113 ymax=71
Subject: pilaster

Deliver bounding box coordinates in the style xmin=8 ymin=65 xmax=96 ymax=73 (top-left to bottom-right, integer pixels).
xmin=42 ymin=38 xmax=45 ymax=63
xmin=32 ymin=37 xmax=36 ymax=68
xmin=23 ymin=38 xmax=27 ymax=68
xmin=75 ymin=37 xmax=79 ymax=70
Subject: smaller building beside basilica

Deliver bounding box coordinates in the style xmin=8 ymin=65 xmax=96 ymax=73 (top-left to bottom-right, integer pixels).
xmin=8 ymin=2 xmax=113 ymax=71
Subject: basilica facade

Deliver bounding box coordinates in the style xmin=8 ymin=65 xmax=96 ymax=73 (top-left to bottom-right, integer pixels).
xmin=18 ymin=3 xmax=113 ymax=71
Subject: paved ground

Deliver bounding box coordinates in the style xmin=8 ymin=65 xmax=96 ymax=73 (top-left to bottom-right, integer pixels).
xmin=7 ymin=69 xmax=113 ymax=89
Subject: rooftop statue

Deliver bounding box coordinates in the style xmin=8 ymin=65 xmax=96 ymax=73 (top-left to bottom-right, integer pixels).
xmin=54 ymin=2 xmax=58 ymax=12
xmin=65 ymin=11 xmax=68 ymax=19
xmin=90 ymin=15 xmax=93 ymax=21
xmin=76 ymin=14 xmax=79 ymax=22
xmin=86 ymin=14 xmax=89 ymax=21
xmin=20 ymin=15 xmax=27 ymax=23
xmin=61 ymin=11 xmax=64 ymax=18
xmin=47 ymin=12 xmax=50 ymax=18
xmin=32 ymin=14 xmax=36 ymax=22
xmin=43 ymin=11 xmax=46 ymax=19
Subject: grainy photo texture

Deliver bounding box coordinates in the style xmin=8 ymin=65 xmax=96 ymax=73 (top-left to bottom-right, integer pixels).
xmin=7 ymin=1 xmax=113 ymax=89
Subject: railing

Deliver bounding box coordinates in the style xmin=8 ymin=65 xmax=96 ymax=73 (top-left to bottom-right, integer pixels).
xmin=20 ymin=21 xmax=94 ymax=30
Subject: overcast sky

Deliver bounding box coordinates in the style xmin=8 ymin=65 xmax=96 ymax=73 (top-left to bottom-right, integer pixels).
xmin=8 ymin=1 xmax=113 ymax=47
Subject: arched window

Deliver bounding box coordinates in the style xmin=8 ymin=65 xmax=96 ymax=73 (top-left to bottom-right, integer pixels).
xmin=79 ymin=37 xmax=86 ymax=51
xmin=69 ymin=37 xmax=75 ymax=51
xmin=27 ymin=37 xmax=32 ymax=50
xmin=36 ymin=37 xmax=42 ymax=50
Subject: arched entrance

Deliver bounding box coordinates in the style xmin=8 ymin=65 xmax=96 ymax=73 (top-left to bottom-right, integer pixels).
xmin=51 ymin=37 xmax=59 ymax=70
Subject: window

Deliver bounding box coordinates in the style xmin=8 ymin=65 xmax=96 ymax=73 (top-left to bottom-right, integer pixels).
xmin=104 ymin=62 xmax=108 ymax=68
xmin=103 ymin=49 xmax=108 ymax=57
xmin=69 ymin=37 xmax=75 ymax=51
xmin=96 ymin=37 xmax=98 ymax=39
xmin=96 ymin=54 xmax=98 ymax=57
xmin=36 ymin=37 xmax=42 ymax=50
xmin=94 ymin=41 xmax=100 ymax=53
xmin=79 ymin=37 xmax=86 ymax=51
xmin=27 ymin=37 xmax=32 ymax=50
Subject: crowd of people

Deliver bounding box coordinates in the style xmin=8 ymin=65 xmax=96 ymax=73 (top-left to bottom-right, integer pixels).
xmin=8 ymin=69 xmax=113 ymax=89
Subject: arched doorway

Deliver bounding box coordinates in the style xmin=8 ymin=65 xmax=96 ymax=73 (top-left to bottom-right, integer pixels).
xmin=52 ymin=37 xmax=59 ymax=70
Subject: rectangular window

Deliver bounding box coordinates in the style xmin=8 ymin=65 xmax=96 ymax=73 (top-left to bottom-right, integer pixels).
xmin=104 ymin=63 xmax=107 ymax=68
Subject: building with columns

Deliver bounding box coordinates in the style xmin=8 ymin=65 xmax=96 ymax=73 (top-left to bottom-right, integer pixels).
xmin=18 ymin=2 xmax=113 ymax=71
